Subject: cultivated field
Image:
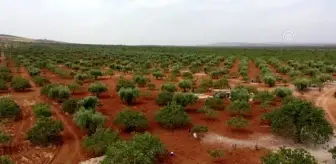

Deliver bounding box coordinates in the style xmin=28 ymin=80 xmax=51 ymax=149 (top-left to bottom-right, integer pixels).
xmin=1 ymin=43 xmax=336 ymax=164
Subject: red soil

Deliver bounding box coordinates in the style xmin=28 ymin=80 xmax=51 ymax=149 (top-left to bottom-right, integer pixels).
xmin=0 ymin=63 xmax=57 ymax=164
xmin=267 ymin=64 xmax=290 ymax=82
xmin=3 ymin=63 xmax=277 ymax=164
xmin=89 ymin=74 xmax=272 ymax=164
xmin=315 ymin=85 xmax=336 ymax=127
xmin=58 ymin=64 xmax=73 ymax=72
xmin=39 ymin=69 xmax=85 ymax=164
xmin=248 ymin=61 xmax=260 ymax=80
xmin=41 ymin=68 xmax=73 ymax=85
xmin=230 ymin=60 xmax=240 ymax=73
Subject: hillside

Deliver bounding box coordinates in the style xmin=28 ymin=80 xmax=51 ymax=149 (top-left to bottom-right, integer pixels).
xmin=0 ymin=34 xmax=65 ymax=44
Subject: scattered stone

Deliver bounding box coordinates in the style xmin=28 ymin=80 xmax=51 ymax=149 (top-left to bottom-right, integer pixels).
xmin=80 ymin=156 xmax=105 ymax=164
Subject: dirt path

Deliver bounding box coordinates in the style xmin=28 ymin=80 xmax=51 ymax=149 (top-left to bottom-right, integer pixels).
xmin=315 ymin=85 xmax=336 ymax=127
xmin=201 ymin=84 xmax=336 ymax=164
xmin=1 ymin=61 xmax=58 ymax=163
xmin=7 ymin=58 xmax=83 ymax=163
xmin=39 ymin=68 xmax=83 ymax=164
xmin=7 ymin=64 xmax=36 ymax=145
xmin=47 ymin=103 xmax=83 ymax=164
xmin=202 ymin=131 xmax=336 ymax=163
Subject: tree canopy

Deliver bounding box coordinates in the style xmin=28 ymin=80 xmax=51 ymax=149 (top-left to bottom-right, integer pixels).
xmin=264 ymin=98 xmax=333 ymax=144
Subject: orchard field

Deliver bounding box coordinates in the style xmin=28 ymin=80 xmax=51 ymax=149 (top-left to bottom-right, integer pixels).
xmin=1 ymin=43 xmax=336 ymax=164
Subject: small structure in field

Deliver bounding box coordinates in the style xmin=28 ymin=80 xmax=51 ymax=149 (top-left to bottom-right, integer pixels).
xmin=194 ymin=93 xmax=213 ymax=99
xmin=212 ymin=89 xmax=231 ymax=99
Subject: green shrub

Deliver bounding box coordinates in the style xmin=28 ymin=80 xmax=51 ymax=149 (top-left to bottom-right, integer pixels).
xmin=230 ymin=88 xmax=250 ymax=102
xmin=264 ymin=98 xmax=333 ymax=144
xmin=114 ymin=109 xmax=148 ymax=131
xmin=88 ymin=82 xmax=108 ymax=97
xmin=0 ymin=97 xmax=21 ymax=119
xmin=27 ymin=67 xmax=41 ymax=76
xmin=161 ymin=83 xmax=177 ymax=92
xmin=254 ymin=91 xmax=275 ymax=103
xmin=67 ymin=83 xmax=81 ymax=93
xmin=103 ymin=69 xmax=114 ymax=77
xmin=152 ymin=70 xmax=165 ymax=80
xmin=0 ymin=66 xmax=13 ymax=82
xmin=40 ymin=84 xmax=58 ymax=96
xmin=79 ymin=96 xmax=99 ymax=109
xmin=62 ymin=99 xmax=80 ymax=114
xmin=314 ymin=73 xmax=332 ymax=83
xmin=155 ymin=102 xmax=190 ymax=129
xmin=74 ymin=73 xmax=90 ymax=84
xmin=156 ymin=91 xmax=174 ymax=106
xmin=182 ymin=71 xmax=193 ymax=79
xmin=133 ymin=75 xmax=148 ymax=87
xmin=32 ymin=76 xmax=50 ymax=87
xmin=26 ymin=117 xmax=63 ymax=145
xmin=293 ymin=78 xmax=311 ymax=92
xmin=226 ymin=117 xmax=249 ymax=129
xmin=199 ymin=78 xmax=213 ymax=90
xmin=172 ymin=92 xmax=198 ymax=107
xmin=0 ymin=79 xmax=8 ymax=90
xmin=228 ymin=100 xmax=251 ymax=115
xmin=115 ymin=78 xmax=135 ymax=92
xmin=102 ymin=132 xmax=166 ymax=164
xmin=213 ymin=77 xmax=230 ymax=89
xmin=329 ymin=147 xmax=336 ymax=160
xmin=197 ymin=106 xmax=218 ymax=120
xmin=210 ymin=70 xmax=221 ymax=79
xmin=83 ymin=128 xmax=120 ymax=156
xmin=205 ymin=97 xmax=225 ymax=110
xmin=10 ymin=76 xmax=31 ymax=91
xmin=261 ymin=147 xmax=317 ymax=164
xmin=73 ymin=108 xmax=106 ymax=135
xmin=263 ymin=75 xmax=276 ymax=87
xmin=288 ymin=70 xmax=302 ymax=77
xmin=274 ymin=87 xmax=292 ymax=98
xmin=0 ymin=131 xmax=11 ymax=144
xmin=89 ymin=69 xmax=102 ymax=79
xmin=32 ymin=103 xmax=52 ymax=118
xmin=178 ymin=80 xmax=192 ymax=92
xmin=0 ymin=156 xmax=14 ymax=164
xmin=47 ymin=85 xmax=71 ymax=102
xmin=118 ymin=87 xmax=140 ymax=105
xmin=235 ymin=85 xmax=258 ymax=94
xmin=171 ymin=66 xmax=181 ymax=75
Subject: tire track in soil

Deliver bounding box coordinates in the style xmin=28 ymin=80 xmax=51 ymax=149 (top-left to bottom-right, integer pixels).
xmin=7 ymin=65 xmax=35 ymax=145
xmin=25 ymin=66 xmax=82 ymax=164
xmin=7 ymin=61 xmax=82 ymax=163
xmin=47 ymin=103 xmax=82 ymax=164
xmin=315 ymin=85 xmax=336 ymax=127
xmin=3 ymin=63 xmax=36 ymax=163
xmin=37 ymin=67 xmax=82 ymax=164
xmin=202 ymin=87 xmax=336 ymax=164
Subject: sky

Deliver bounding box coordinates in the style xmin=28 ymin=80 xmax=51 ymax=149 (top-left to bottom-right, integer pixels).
xmin=0 ymin=0 xmax=336 ymax=45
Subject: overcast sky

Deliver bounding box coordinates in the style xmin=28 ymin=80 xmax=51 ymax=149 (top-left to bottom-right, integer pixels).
xmin=0 ymin=0 xmax=335 ymax=45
